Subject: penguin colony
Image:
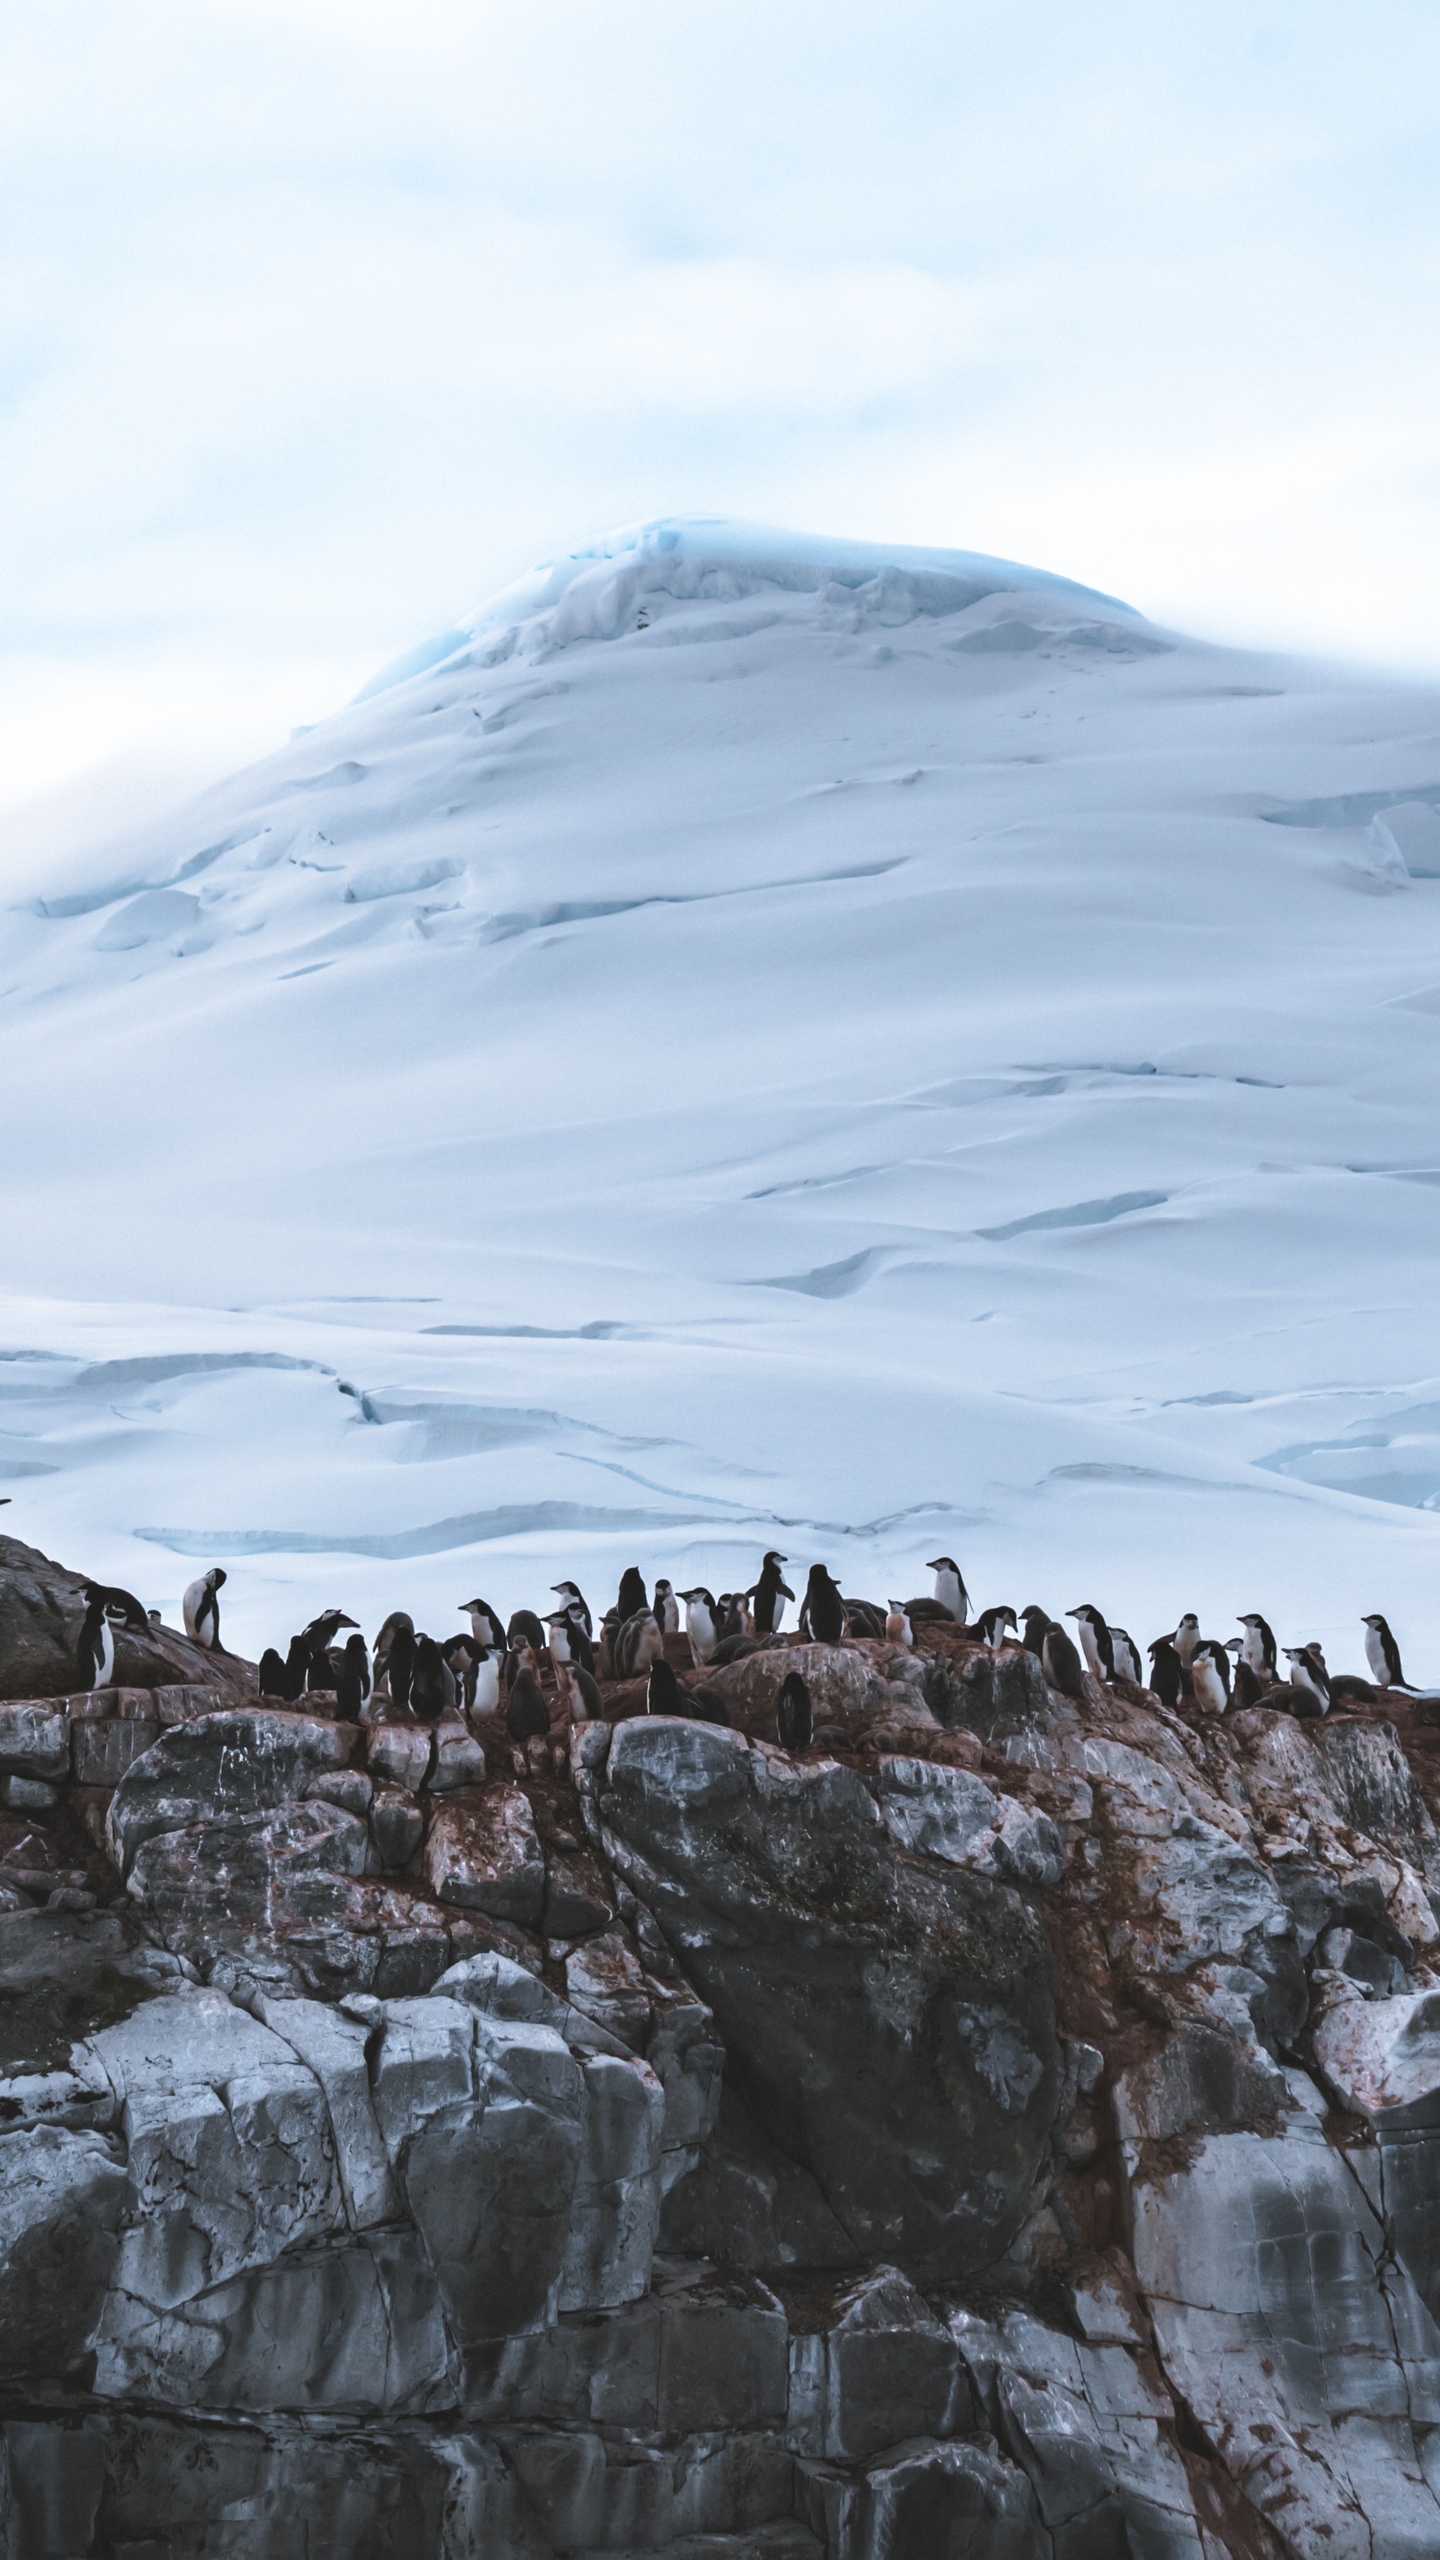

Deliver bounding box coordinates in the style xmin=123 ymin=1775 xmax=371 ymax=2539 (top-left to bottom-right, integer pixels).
xmin=70 ymin=1549 xmax=1427 ymax=1751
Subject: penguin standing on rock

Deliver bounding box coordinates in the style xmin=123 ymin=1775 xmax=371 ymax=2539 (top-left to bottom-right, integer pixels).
xmin=302 ymin=1611 xmax=359 ymax=1690
xmin=334 ymin=1633 xmax=372 ymax=1722
xmin=1283 ymin=1645 xmax=1331 ymax=1712
xmin=886 ymin=1602 xmax=913 ymax=1646
xmin=1169 ymin=1614 xmax=1201 ymax=1668
xmin=508 ymin=1607 xmax=547 ymax=1654
xmin=1020 ymin=1605 xmax=1052 ymax=1659
xmin=613 ymin=1569 xmax=647 ymax=1625
xmin=76 ymin=1586 xmax=117 ymax=1692
xmin=1228 ymin=1648 xmax=1264 ymax=1712
xmin=653 ymin=1579 xmax=680 ymax=1635
xmin=553 ymin=1581 xmax=594 ymax=1639
xmin=1363 ymin=1615 xmax=1411 ymax=1690
xmin=1066 ymin=1605 xmax=1115 ymax=1682
xmin=1238 ymin=1614 xmax=1278 ymax=1678
xmin=799 ymin=1565 xmax=846 ymax=1645
xmin=748 ymin=1552 xmax=794 ymax=1636
xmin=183 ymin=1567 xmax=227 ymax=1652
xmin=842 ymin=1597 xmax=887 ymax=1639
xmin=506 ymin=1664 xmax=551 ymax=1744
xmin=927 ymin=1557 xmax=970 ymax=1623
xmin=458 ymin=1596 xmax=505 ymax=1651
xmin=1190 ymin=1639 xmax=1231 ymax=1716
xmin=377 ymin=1612 xmax=416 ymax=1714
xmin=776 ymin=1669 xmax=813 ymax=1752
xmin=410 ymin=1636 xmax=456 ymax=1725
xmin=1147 ymin=1637 xmax=1184 ymax=1708
xmin=679 ymin=1588 xmax=721 ymax=1663
xmin=1041 ymin=1619 xmax=1087 ymax=1702
xmin=1109 ymin=1626 xmax=1141 ymax=1685
xmin=973 ymin=1605 xmax=1018 ymax=1648
xmin=258 ymin=1646 xmax=288 ymax=1698
xmin=556 ymin=1656 xmax=603 ymax=1723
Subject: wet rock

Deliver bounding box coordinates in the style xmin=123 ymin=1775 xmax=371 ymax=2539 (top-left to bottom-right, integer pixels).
xmin=597 ymin=1717 xmax=1061 ymax=2280
xmin=428 ymin=1718 xmax=486 ymax=1792
xmin=543 ymin=1837 xmax=616 ymax=1937
xmin=366 ymin=1720 xmax=432 ymax=1793
xmin=369 ymin=1783 xmax=425 ymax=1868
xmin=107 ymin=1707 xmax=357 ymax=1876
xmin=424 ymin=1786 xmax=545 ymax=1924
xmin=0 ymin=2125 xmax=128 ymax=2378
xmin=0 ymin=1700 xmax=69 ymax=1781
xmin=705 ymin=1644 xmax=891 ymax=1730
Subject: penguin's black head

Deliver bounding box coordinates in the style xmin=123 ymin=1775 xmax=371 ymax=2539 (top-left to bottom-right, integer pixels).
xmin=211 ymin=1568 xmax=228 ymax=1589
xmin=1362 ymin=1614 xmax=1387 ymax=1631
xmin=927 ymin=1557 xmax=961 ymax=1573
xmin=763 ymin=1551 xmax=787 ymax=1567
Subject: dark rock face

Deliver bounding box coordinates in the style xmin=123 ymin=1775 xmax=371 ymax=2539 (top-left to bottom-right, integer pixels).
xmin=13 ymin=1529 xmax=1440 ymax=2552
xmin=593 ymin=1720 xmax=1061 ymax=2279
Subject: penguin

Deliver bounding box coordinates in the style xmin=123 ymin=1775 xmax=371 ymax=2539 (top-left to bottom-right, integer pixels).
xmin=842 ymin=1597 xmax=887 ymax=1640
xmin=442 ymin=1633 xmax=480 ymax=1710
xmin=76 ymin=1586 xmax=116 ymax=1692
xmin=183 ymin=1566 xmax=227 ymax=1652
xmin=885 ymin=1602 xmax=914 ymax=1646
xmin=555 ymin=1656 xmax=603 ymax=1723
xmin=614 ymin=1569 xmax=647 ymax=1625
xmin=1020 ymin=1605 xmax=1052 ymax=1658
xmin=458 ymin=1596 xmax=505 ymax=1651
xmin=506 ymin=1664 xmax=551 ymax=1744
xmin=748 ymin=1552 xmax=794 ymax=1636
xmin=710 ymin=1631 xmax=764 ymax=1665
xmin=552 ymin=1581 xmax=593 ymax=1640
xmin=508 ymin=1608 xmax=548 ymax=1653
xmin=613 ymin=1608 xmax=664 ymax=1682
xmin=926 ymin=1557 xmax=970 ymax=1623
xmin=646 ymin=1657 xmax=687 ymax=1716
xmin=799 ymin=1565 xmax=845 ymax=1645
xmin=1267 ymin=1680 xmax=1325 ymax=1719
xmin=544 ymin=1611 xmax=576 ymax=1669
xmin=653 ymin=1579 xmax=680 ymax=1635
xmin=279 ymin=1632 xmax=310 ymax=1701
xmin=1330 ymin=1673 xmax=1378 ymax=1709
xmin=303 ymin=1611 xmax=359 ymax=1691
xmin=1146 ymin=1638 xmax=1184 ymax=1708
xmin=1041 ymin=1621 xmax=1087 ymax=1703
xmin=1283 ymin=1645 xmax=1330 ymax=1712
xmin=258 ymin=1645 xmax=289 ymax=1698
xmin=410 ymin=1634 xmax=456 ymax=1725
xmin=1108 ymin=1626 xmax=1141 ymax=1685
xmin=469 ymin=1646 xmax=502 ymax=1718
xmin=973 ymin=1605 xmax=1018 ymax=1648
xmin=87 ymin=1582 xmax=150 ymax=1633
xmin=1067 ymin=1605 xmax=1115 ymax=1683
xmin=678 ymin=1588 xmax=720 ymax=1664
xmin=776 ymin=1669 xmax=813 ymax=1753
xmin=1238 ymin=1613 xmax=1278 ymax=1678
xmin=1169 ymin=1613 xmax=1201 ymax=1668
xmin=714 ymin=1592 xmax=747 ymax=1645
xmin=596 ymin=1609 xmax=620 ymax=1679
xmin=379 ymin=1614 xmax=416 ymax=1715
xmin=1190 ymin=1641 xmax=1230 ymax=1716
xmin=1362 ymin=1614 xmax=1410 ymax=1690
xmin=1230 ymin=1657 xmax=1265 ymax=1712
xmin=334 ymin=1633 xmax=372 ymax=1722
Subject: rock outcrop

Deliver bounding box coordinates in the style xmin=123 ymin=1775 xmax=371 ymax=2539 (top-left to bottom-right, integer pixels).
xmin=5 ymin=1531 xmax=1440 ymax=2554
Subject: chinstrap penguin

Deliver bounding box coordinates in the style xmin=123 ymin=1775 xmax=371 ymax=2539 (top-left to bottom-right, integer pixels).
xmin=776 ymin=1669 xmax=813 ymax=1752
xmin=1067 ymin=1605 xmax=1114 ymax=1682
xmin=799 ymin=1564 xmax=845 ymax=1645
xmin=183 ymin=1566 xmax=227 ymax=1652
xmin=749 ymin=1552 xmax=794 ymax=1636
xmin=1362 ymin=1614 xmax=1410 ymax=1689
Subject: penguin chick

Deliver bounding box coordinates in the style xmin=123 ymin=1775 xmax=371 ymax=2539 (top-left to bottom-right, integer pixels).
xmin=1108 ymin=1626 xmax=1141 ymax=1684
xmin=506 ymin=1665 xmax=551 ymax=1744
xmin=646 ymin=1656 xmax=687 ymax=1717
xmin=334 ymin=1633 xmax=371 ymax=1721
xmin=1041 ymin=1622 xmax=1087 ymax=1702
xmin=1238 ymin=1613 xmax=1278 ymax=1676
xmin=776 ymin=1669 xmax=813 ymax=1753
xmin=885 ymin=1602 xmax=914 ymax=1646
xmin=1230 ymin=1657 xmax=1265 ymax=1712
xmin=258 ymin=1646 xmax=288 ymax=1699
xmin=508 ymin=1608 xmax=547 ymax=1653
xmin=678 ymin=1588 xmax=720 ymax=1664
xmin=469 ymin=1647 xmax=501 ymax=1719
xmin=614 ymin=1568 xmax=647 ymax=1624
xmin=714 ymin=1593 xmax=747 ymax=1645
xmin=383 ymin=1619 xmax=416 ymax=1714
xmin=927 ymin=1556 xmax=970 ymax=1623
xmin=613 ymin=1609 xmax=663 ymax=1682
xmin=551 ymin=1580 xmax=593 ymax=1639
xmin=1329 ymin=1673 xmax=1378 ymax=1709
xmin=1066 ymin=1605 xmax=1115 ymax=1682
xmin=799 ymin=1564 xmax=845 ymax=1645
xmin=1362 ymin=1614 xmax=1410 ymax=1689
xmin=1146 ymin=1638 xmax=1184 ymax=1708
xmin=653 ymin=1579 xmax=680 ymax=1635
xmin=748 ymin=1551 xmax=794 ymax=1636
xmin=842 ymin=1598 xmax=887 ymax=1640
xmin=183 ymin=1566 xmax=227 ymax=1651
xmin=410 ymin=1635 xmax=455 ymax=1725
xmin=458 ymin=1596 xmax=504 ymax=1650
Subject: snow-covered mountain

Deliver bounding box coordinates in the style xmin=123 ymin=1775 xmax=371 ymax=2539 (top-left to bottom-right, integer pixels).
xmin=4 ymin=515 xmax=1440 ymax=1669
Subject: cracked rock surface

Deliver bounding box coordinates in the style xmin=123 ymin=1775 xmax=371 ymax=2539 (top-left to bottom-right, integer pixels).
xmin=6 ymin=1539 xmax=1440 ymax=2554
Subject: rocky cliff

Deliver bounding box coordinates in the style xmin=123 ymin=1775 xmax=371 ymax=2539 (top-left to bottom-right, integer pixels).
xmin=4 ymin=1534 xmax=1440 ymax=2557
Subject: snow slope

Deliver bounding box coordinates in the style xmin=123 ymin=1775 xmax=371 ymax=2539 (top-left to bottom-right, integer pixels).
xmin=4 ymin=514 xmax=1440 ymax=1674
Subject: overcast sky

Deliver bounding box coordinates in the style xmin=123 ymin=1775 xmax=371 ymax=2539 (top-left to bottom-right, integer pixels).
xmin=3 ymin=0 xmax=1439 ymax=833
